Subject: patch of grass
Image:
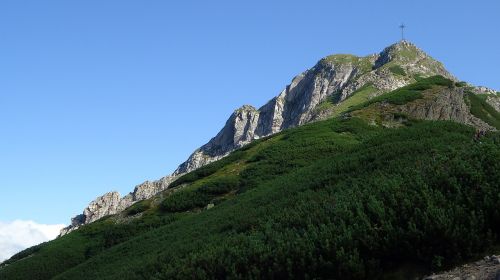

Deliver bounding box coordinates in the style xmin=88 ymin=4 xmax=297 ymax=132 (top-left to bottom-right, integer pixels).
xmin=389 ymin=65 xmax=406 ymax=76
xmin=397 ymin=47 xmax=418 ymax=61
xmin=332 ymin=84 xmax=378 ymax=116
xmin=126 ymin=200 xmax=151 ymax=216
xmin=313 ymin=84 xmax=379 ymax=117
xmin=198 ymin=176 xmax=239 ymax=195
xmin=161 ymin=189 xmax=211 ymax=212
xmin=466 ymin=92 xmax=500 ymax=129
xmin=322 ymin=54 xmax=373 ymax=73
xmin=161 ymin=175 xmax=240 ymax=212
xmin=169 ymin=148 xmax=250 ymax=188
xmin=455 ymin=81 xmax=467 ymax=87
xmin=413 ymin=74 xmax=424 ymax=81
xmin=349 ymin=75 xmax=454 ymax=111
xmin=314 ymin=98 xmax=335 ymax=113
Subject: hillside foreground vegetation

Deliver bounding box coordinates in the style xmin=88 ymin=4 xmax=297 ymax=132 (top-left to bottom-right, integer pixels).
xmin=1 ymin=77 xmax=500 ymax=280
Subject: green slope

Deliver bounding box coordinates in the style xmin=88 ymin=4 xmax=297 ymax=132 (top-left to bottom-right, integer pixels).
xmin=1 ymin=115 xmax=499 ymax=280
xmin=465 ymin=92 xmax=500 ymax=129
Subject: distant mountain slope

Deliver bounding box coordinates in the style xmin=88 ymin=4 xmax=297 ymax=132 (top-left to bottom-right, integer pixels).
xmin=61 ymin=41 xmax=500 ymax=235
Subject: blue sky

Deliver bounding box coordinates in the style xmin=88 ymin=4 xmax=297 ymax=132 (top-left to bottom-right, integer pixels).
xmin=1 ymin=0 xmax=499 ymax=226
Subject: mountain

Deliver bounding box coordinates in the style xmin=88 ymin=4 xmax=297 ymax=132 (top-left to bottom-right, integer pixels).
xmin=60 ymin=40 xmax=498 ymax=235
xmin=2 ymin=41 xmax=500 ymax=280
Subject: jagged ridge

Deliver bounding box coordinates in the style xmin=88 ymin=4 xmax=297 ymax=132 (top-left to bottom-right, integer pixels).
xmin=61 ymin=41 xmax=499 ymax=235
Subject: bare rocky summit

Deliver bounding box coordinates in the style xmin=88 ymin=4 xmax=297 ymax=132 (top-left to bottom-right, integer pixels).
xmin=60 ymin=41 xmax=499 ymax=235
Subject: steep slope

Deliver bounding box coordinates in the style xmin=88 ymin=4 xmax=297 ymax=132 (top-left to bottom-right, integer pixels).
xmin=1 ymin=116 xmax=499 ymax=280
xmin=348 ymin=76 xmax=497 ymax=130
xmin=61 ymin=41 xmax=465 ymax=234
xmin=174 ymin=40 xmax=454 ymax=175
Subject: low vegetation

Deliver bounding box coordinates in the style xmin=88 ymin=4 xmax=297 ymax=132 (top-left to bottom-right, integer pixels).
xmin=389 ymin=65 xmax=406 ymax=76
xmin=125 ymin=200 xmax=151 ymax=216
xmin=465 ymin=92 xmax=500 ymax=129
xmin=321 ymin=54 xmax=373 ymax=74
xmin=348 ymin=75 xmax=454 ymax=112
xmin=1 ymin=115 xmax=499 ymax=280
xmin=313 ymin=84 xmax=379 ymax=117
xmin=331 ymin=84 xmax=379 ymax=117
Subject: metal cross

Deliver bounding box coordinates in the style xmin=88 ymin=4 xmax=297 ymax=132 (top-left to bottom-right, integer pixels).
xmin=399 ymin=23 xmax=406 ymax=41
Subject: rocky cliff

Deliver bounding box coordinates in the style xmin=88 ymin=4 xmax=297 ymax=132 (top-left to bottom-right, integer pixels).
xmin=60 ymin=41 xmax=498 ymax=235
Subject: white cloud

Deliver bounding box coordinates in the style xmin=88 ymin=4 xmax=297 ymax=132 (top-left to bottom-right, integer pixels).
xmin=0 ymin=220 xmax=65 ymax=262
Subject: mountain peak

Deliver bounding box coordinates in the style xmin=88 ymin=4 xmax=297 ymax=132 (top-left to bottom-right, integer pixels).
xmin=375 ymin=40 xmax=427 ymax=68
xmin=58 ymin=41 xmax=469 ymax=235
xmin=372 ymin=40 xmax=455 ymax=81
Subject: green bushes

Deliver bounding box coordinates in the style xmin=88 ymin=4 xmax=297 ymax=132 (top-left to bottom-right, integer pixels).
xmin=125 ymin=200 xmax=151 ymax=216
xmin=389 ymin=65 xmax=406 ymax=76
xmin=168 ymin=149 xmax=247 ymax=188
xmin=466 ymin=92 xmax=500 ymax=129
xmin=198 ymin=176 xmax=239 ymax=195
xmin=161 ymin=189 xmax=210 ymax=212
xmin=348 ymin=76 xmax=454 ymax=112
xmin=374 ymin=87 xmax=423 ymax=105
xmin=2 ymin=118 xmax=500 ymax=280
xmin=410 ymin=75 xmax=454 ymax=88
xmin=162 ymin=176 xmax=240 ymax=212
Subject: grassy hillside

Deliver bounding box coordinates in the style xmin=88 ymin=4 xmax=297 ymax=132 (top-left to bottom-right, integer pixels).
xmin=1 ymin=115 xmax=499 ymax=279
xmin=348 ymin=75 xmax=454 ymax=113
xmin=465 ymin=92 xmax=500 ymax=129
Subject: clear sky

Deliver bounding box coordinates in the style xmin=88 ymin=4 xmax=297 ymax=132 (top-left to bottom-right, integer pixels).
xmin=1 ymin=0 xmax=499 ymax=226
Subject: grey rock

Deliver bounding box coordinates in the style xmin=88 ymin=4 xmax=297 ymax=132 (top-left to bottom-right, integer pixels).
xmin=486 ymin=95 xmax=500 ymax=112
xmin=61 ymin=175 xmax=177 ymax=235
xmin=399 ymin=88 xmax=493 ymax=131
xmin=175 ymin=41 xmax=456 ymax=176
xmin=474 ymin=86 xmax=498 ymax=95
xmin=374 ymin=40 xmax=454 ymax=80
xmin=83 ymin=191 xmax=122 ymax=224
xmin=424 ymin=254 xmax=500 ymax=280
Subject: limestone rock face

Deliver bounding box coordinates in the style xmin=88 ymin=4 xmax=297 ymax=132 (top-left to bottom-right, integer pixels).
xmin=174 ymin=41 xmax=456 ymax=176
xmin=400 ymin=88 xmax=494 ymax=131
xmin=83 ymin=192 xmax=122 ymax=224
xmin=174 ymin=105 xmax=260 ymax=174
xmin=60 ymin=41 xmax=498 ymax=236
xmin=60 ymin=175 xmax=177 ymax=235
xmin=486 ymin=95 xmax=500 ymax=112
xmin=60 ymin=192 xmax=121 ymax=235
xmin=132 ymin=176 xmax=176 ymax=201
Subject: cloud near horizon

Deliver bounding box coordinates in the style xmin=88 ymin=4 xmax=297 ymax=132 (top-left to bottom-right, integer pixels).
xmin=0 ymin=220 xmax=65 ymax=262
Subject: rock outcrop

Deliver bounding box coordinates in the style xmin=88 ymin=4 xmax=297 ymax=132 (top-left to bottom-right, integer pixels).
xmin=470 ymin=85 xmax=500 ymax=112
xmin=60 ymin=40 xmax=498 ymax=235
xmin=401 ymin=87 xmax=494 ymax=131
xmin=424 ymin=255 xmax=500 ymax=280
xmin=487 ymin=95 xmax=500 ymax=112
xmin=60 ymin=175 xmax=177 ymax=235
xmin=175 ymin=41 xmax=455 ymax=174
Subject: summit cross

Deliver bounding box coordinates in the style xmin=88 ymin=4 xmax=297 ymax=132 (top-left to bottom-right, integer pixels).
xmin=399 ymin=23 xmax=406 ymax=41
